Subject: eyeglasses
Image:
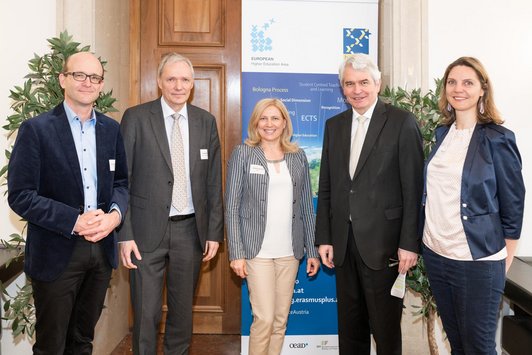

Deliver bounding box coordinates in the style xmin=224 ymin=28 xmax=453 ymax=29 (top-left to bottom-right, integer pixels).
xmin=63 ymin=71 xmax=104 ymax=84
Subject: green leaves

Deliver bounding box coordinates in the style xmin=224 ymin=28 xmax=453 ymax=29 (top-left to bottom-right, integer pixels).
xmin=1 ymin=281 xmax=35 ymax=338
xmin=3 ymin=30 xmax=117 ymax=137
xmin=381 ymin=79 xmax=442 ymax=158
xmin=404 ymin=257 xmax=438 ymax=318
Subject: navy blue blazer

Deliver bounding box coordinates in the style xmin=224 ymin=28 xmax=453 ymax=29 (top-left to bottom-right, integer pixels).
xmin=8 ymin=104 xmax=129 ymax=282
xmin=421 ymin=123 xmax=525 ymax=259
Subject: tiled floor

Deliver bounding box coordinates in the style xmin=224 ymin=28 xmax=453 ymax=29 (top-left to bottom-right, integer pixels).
xmin=111 ymin=333 xmax=241 ymax=354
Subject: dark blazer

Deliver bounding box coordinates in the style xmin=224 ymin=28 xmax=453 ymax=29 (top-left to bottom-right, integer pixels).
xmin=225 ymin=145 xmax=319 ymax=261
xmin=8 ymin=103 xmax=129 ymax=282
xmin=421 ymin=123 xmax=525 ymax=259
xmin=118 ymin=99 xmax=223 ymax=251
xmin=315 ymin=99 xmax=424 ymax=270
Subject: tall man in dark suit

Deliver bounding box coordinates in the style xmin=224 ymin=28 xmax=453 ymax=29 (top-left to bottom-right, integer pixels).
xmin=315 ymin=54 xmax=424 ymax=354
xmin=119 ymin=52 xmax=223 ymax=354
xmin=8 ymin=52 xmax=129 ymax=354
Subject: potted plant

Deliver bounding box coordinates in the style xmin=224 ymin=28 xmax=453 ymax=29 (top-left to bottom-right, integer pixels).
xmin=380 ymin=80 xmax=442 ymax=355
xmin=1 ymin=30 xmax=117 ymax=338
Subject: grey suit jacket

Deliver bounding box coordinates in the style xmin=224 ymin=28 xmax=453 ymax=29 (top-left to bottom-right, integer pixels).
xmin=119 ymin=99 xmax=223 ymax=252
xmin=225 ymin=144 xmax=319 ymax=261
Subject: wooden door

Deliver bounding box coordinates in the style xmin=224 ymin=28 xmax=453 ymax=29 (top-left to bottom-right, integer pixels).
xmin=129 ymin=0 xmax=242 ymax=334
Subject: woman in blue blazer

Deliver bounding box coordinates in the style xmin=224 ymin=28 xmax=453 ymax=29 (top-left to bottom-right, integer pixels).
xmin=225 ymin=98 xmax=320 ymax=355
xmin=421 ymin=57 xmax=525 ymax=355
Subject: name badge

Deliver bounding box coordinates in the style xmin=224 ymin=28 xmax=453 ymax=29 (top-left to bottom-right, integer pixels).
xmin=109 ymin=159 xmax=116 ymax=171
xmin=200 ymin=149 xmax=208 ymax=160
xmin=250 ymin=164 xmax=265 ymax=175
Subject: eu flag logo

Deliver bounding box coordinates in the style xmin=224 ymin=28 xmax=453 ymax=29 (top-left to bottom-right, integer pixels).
xmin=343 ymin=28 xmax=371 ymax=54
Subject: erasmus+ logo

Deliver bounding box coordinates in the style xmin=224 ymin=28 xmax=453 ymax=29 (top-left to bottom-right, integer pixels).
xmin=344 ymin=28 xmax=371 ymax=54
xmin=250 ymin=19 xmax=275 ymax=52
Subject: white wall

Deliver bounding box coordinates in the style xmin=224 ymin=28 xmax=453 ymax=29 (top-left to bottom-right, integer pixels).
xmin=427 ymin=0 xmax=532 ymax=256
xmin=0 ymin=1 xmax=57 ymax=353
xmin=0 ymin=0 xmax=57 ymax=240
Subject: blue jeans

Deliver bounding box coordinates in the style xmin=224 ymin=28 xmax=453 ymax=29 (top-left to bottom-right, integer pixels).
xmin=422 ymin=245 xmax=505 ymax=355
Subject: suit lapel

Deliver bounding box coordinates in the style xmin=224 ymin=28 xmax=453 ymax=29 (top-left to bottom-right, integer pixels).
xmin=285 ymin=152 xmax=296 ymax=185
xmin=51 ymin=105 xmax=84 ymax=195
xmin=251 ymin=146 xmax=269 ymax=176
xmin=95 ymin=113 xmax=109 ymax=202
xmin=188 ymin=105 xmax=201 ymax=174
xmin=461 ymin=124 xmax=482 ymax=186
xmin=148 ymin=101 xmax=173 ymax=172
xmin=353 ymin=100 xmax=387 ymax=179
xmin=337 ymin=110 xmax=353 ymax=179
xmin=427 ymin=126 xmax=450 ymax=163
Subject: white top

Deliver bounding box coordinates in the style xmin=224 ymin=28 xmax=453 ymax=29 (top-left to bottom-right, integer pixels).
xmin=257 ymin=161 xmax=294 ymax=258
xmin=423 ymin=124 xmax=506 ymax=261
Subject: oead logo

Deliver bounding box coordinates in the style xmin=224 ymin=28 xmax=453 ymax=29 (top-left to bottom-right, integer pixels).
xmin=289 ymin=343 xmax=309 ymax=349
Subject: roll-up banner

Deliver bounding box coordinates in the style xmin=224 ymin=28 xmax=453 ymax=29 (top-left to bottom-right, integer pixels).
xmin=241 ymin=1 xmax=378 ymax=353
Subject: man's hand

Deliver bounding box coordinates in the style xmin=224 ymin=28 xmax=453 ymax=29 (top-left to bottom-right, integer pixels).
xmin=230 ymin=259 xmax=247 ymax=278
xmin=202 ymin=241 xmax=219 ymax=262
xmin=397 ymin=248 xmax=418 ymax=274
xmin=318 ymin=245 xmax=335 ymax=269
xmin=73 ymin=209 xmax=104 ymax=234
xmin=306 ymin=257 xmax=320 ymax=276
xmin=78 ymin=209 xmax=121 ymax=242
xmin=120 ymin=240 xmax=142 ymax=269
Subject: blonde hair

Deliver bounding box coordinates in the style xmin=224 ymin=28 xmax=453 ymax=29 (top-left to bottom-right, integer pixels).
xmin=439 ymin=56 xmax=503 ymax=125
xmin=245 ymin=98 xmax=298 ymax=153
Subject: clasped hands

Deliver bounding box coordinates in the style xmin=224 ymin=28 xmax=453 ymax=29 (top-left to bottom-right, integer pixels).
xmin=73 ymin=209 xmax=121 ymax=243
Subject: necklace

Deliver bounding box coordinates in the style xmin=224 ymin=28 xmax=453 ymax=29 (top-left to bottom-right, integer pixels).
xmin=266 ymin=157 xmax=285 ymax=163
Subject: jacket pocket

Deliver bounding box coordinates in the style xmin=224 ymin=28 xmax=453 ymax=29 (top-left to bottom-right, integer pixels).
xmin=384 ymin=206 xmax=403 ymax=220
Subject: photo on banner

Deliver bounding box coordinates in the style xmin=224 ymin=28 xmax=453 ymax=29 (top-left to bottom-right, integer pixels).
xmin=241 ymin=0 xmax=378 ymax=353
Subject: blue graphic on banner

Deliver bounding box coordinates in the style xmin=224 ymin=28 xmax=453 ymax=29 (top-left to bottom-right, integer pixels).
xmin=241 ymin=71 xmax=348 ymax=337
xmin=343 ymin=28 xmax=371 ymax=54
xmin=251 ymin=20 xmax=275 ymax=52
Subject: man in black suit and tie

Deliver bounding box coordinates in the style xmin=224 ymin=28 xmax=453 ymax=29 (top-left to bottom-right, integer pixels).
xmin=8 ymin=52 xmax=129 ymax=354
xmin=315 ymin=54 xmax=424 ymax=354
xmin=119 ymin=52 xmax=223 ymax=354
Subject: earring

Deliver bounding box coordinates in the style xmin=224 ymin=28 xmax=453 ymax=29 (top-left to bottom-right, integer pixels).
xmin=479 ymin=100 xmax=485 ymax=114
xmin=447 ymin=103 xmax=452 ymax=112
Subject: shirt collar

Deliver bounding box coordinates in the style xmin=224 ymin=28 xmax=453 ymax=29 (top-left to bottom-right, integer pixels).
xmin=160 ymin=97 xmax=188 ymax=121
xmin=63 ymin=101 xmax=96 ymax=123
xmin=351 ymin=98 xmax=378 ymax=121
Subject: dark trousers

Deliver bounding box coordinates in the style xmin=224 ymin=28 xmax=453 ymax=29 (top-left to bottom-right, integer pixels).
xmin=423 ymin=245 xmax=505 ymax=355
xmin=32 ymin=239 xmax=112 ymax=355
xmin=335 ymin=227 xmax=403 ymax=355
xmin=130 ymin=217 xmax=203 ymax=355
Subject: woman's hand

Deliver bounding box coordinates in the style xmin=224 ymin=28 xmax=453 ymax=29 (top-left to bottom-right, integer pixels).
xmin=306 ymin=257 xmax=320 ymax=277
xmin=230 ymin=259 xmax=248 ymax=278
